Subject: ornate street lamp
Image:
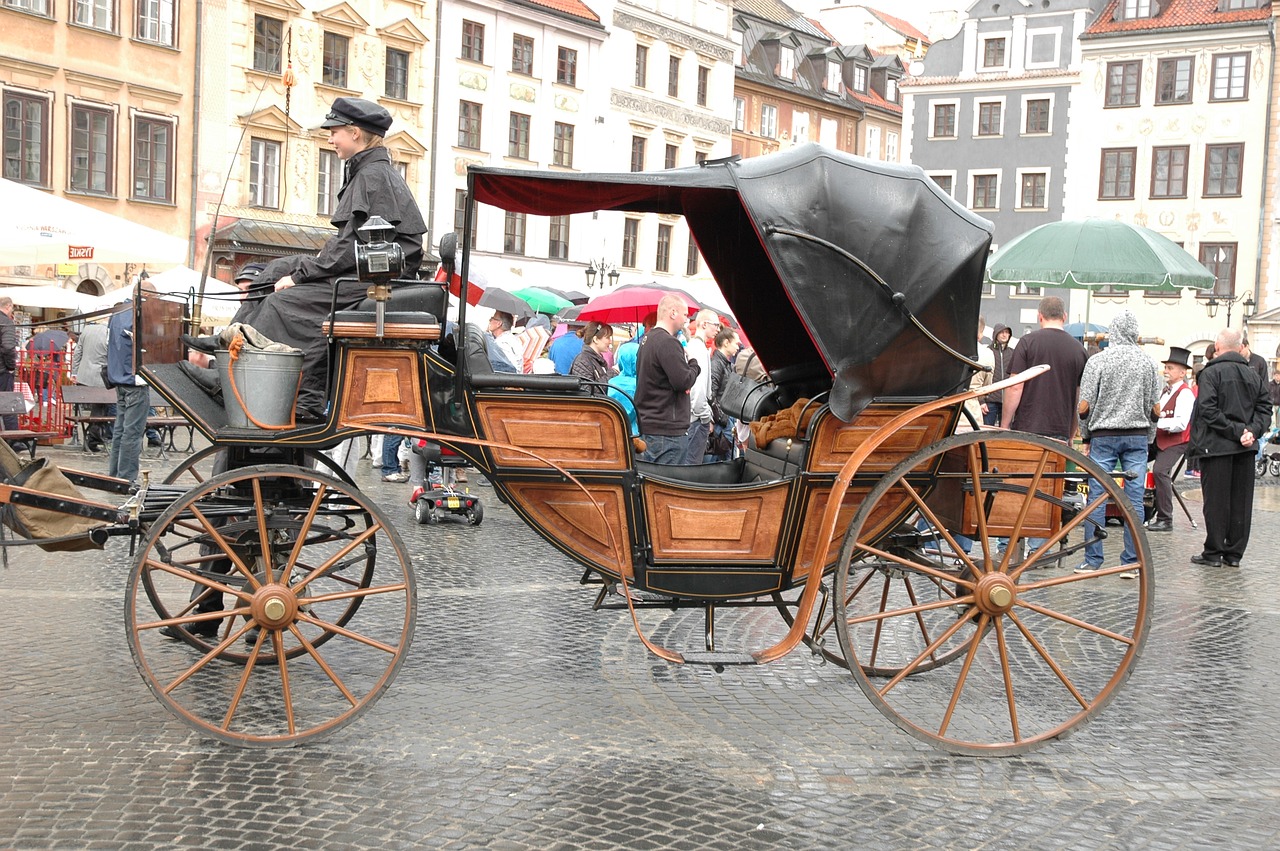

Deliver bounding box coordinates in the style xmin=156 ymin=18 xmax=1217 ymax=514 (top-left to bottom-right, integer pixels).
xmin=584 ymin=258 xmax=620 ymax=289
xmin=1205 ymin=288 xmax=1254 ymax=326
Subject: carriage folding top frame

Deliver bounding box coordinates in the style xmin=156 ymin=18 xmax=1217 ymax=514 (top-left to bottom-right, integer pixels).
xmin=0 ymin=144 xmax=1152 ymax=755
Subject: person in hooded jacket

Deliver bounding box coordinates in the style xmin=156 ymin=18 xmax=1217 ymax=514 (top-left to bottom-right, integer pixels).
xmin=983 ymin=324 xmax=1014 ymax=426
xmin=1075 ymin=310 xmax=1161 ymax=577
xmin=1187 ymin=327 xmax=1273 ymax=568
xmin=608 ymin=340 xmax=640 ymax=436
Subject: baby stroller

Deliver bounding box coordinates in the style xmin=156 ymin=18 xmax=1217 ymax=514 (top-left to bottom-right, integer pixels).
xmin=409 ymin=439 xmax=483 ymax=525
xmin=1255 ymin=425 xmax=1280 ymax=479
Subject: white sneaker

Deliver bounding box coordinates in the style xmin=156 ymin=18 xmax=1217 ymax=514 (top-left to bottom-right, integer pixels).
xmin=1073 ymin=564 xmax=1097 ymax=574
xmin=1118 ymin=569 xmax=1139 ymax=580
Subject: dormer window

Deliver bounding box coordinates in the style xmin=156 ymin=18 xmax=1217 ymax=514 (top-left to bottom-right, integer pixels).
xmin=1118 ymin=0 xmax=1154 ymax=19
xmin=853 ymin=65 xmax=867 ymax=92
xmin=885 ymin=77 xmax=898 ymax=102
xmin=826 ymin=60 xmax=842 ymax=92
xmin=1220 ymin=0 xmax=1259 ymax=8
xmin=779 ymin=48 xmax=795 ymax=81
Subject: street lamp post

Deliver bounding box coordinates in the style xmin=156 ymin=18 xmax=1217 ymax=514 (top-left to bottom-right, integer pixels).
xmin=583 ymin=258 xmax=620 ymax=289
xmin=1205 ymin=289 xmax=1255 ymax=326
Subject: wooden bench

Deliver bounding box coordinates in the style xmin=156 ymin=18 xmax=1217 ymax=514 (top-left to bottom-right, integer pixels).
xmin=60 ymin=384 xmax=196 ymax=455
xmin=0 ymin=392 xmax=59 ymax=459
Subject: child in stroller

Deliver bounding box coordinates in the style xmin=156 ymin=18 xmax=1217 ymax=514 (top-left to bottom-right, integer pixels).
xmin=408 ymin=438 xmax=483 ymax=525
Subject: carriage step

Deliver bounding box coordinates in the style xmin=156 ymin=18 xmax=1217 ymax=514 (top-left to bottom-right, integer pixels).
xmin=681 ymin=651 xmax=757 ymax=667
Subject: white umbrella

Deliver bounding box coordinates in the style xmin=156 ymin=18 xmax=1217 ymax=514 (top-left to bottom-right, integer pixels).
xmin=0 ymin=178 xmax=188 ymax=266
xmin=0 ymin=284 xmax=103 ymax=312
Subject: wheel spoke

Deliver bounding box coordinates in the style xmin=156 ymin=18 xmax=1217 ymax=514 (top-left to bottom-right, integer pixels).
xmin=995 ymin=448 xmax=1051 ymax=574
xmin=1015 ymin=599 xmax=1136 ymax=646
xmin=187 ymin=502 xmax=264 ymax=592
xmin=993 ymin=617 xmax=1021 ymax=743
xmin=902 ymin=574 xmax=947 ymax=668
xmin=868 ymin=574 xmax=891 ymax=670
xmin=251 ymin=478 xmax=273 ymax=585
xmin=290 ymin=522 xmax=382 ymax=595
xmin=285 ymin=483 xmax=328 ymax=576
xmin=876 ymin=606 xmax=980 ymax=697
xmin=222 ymin=627 xmax=268 ymax=731
xmin=897 ymin=475 xmax=982 ymax=578
xmin=846 ymin=591 xmax=973 ymax=626
xmin=273 ymin=630 xmax=296 ymax=736
xmin=143 ymin=557 xmax=252 ymax=604
xmin=138 ymin=605 xmax=252 ymax=633
xmin=162 ymin=619 xmax=258 ymax=694
xmin=1006 ymin=609 xmax=1091 ymax=710
xmin=937 ymin=613 xmax=988 ymax=738
xmin=295 ymin=612 xmax=400 ymax=655
xmin=852 ymin=541 xmax=976 ymax=591
xmin=287 ymin=624 xmax=359 ymax=706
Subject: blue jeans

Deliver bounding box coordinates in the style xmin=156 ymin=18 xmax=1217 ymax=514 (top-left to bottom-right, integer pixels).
xmin=640 ymin=433 xmax=686 ymax=464
xmin=682 ymin=419 xmax=709 ymax=465
xmin=1083 ymin=433 xmax=1148 ymax=568
xmin=108 ymin=383 xmax=150 ymax=485
xmin=381 ymin=435 xmax=404 ymax=477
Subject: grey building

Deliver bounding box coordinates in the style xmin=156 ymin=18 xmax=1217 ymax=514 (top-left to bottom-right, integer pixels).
xmin=902 ymin=0 xmax=1108 ymax=335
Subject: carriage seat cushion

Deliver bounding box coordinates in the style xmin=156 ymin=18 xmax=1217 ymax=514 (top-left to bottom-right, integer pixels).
xmin=635 ymin=457 xmax=745 ymax=486
xmin=336 ymin=283 xmax=448 ymax=325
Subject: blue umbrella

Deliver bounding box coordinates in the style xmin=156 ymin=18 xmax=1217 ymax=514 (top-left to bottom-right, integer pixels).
xmin=1062 ymin=322 xmax=1107 ymax=339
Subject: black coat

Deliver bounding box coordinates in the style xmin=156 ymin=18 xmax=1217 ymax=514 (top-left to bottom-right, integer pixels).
xmin=1189 ymin=352 xmax=1273 ymax=458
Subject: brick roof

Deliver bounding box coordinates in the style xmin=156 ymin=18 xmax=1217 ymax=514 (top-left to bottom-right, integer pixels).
xmin=864 ymin=6 xmax=931 ymax=46
xmin=1084 ymin=0 xmax=1271 ymax=35
xmin=515 ymin=0 xmax=601 ymax=24
xmin=850 ymin=86 xmax=902 ymax=116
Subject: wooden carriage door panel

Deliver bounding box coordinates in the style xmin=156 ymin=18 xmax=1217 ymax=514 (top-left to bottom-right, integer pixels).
xmin=501 ymin=481 xmax=630 ymax=577
xmin=808 ymin=406 xmax=956 ymax=474
xmin=791 ymin=484 xmax=873 ymax=577
xmin=644 ymin=482 xmax=789 ymax=563
xmin=959 ymin=440 xmax=1065 ymax=538
xmin=338 ymin=349 xmax=425 ymax=427
xmin=475 ymin=398 xmax=628 ymax=471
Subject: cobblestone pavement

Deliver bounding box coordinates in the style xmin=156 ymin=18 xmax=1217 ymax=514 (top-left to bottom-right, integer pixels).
xmin=2 ymin=442 xmax=1280 ymax=849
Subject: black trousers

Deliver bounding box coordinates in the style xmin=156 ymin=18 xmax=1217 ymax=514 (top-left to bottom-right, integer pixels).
xmin=1152 ymin=443 xmax=1187 ymax=523
xmin=1199 ymin=452 xmax=1256 ymax=561
xmin=0 ymin=371 xmax=16 ymax=431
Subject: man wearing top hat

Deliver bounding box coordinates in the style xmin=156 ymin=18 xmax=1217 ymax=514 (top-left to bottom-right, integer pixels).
xmin=183 ymin=96 xmax=426 ymax=421
xmin=1149 ymin=346 xmax=1195 ymax=532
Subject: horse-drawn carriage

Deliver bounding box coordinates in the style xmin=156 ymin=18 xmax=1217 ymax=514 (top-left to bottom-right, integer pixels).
xmin=0 ymin=144 xmax=1151 ymax=755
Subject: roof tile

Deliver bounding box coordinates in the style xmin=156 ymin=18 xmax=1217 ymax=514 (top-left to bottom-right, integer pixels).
xmin=864 ymin=6 xmax=931 ymax=46
xmin=516 ymin=0 xmax=601 ymax=24
xmin=1085 ymin=0 xmax=1271 ymax=35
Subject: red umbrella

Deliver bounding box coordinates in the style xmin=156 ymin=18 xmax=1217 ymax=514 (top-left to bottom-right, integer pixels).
xmin=576 ymin=285 xmax=698 ymax=324
xmin=433 ymin=264 xmax=486 ymax=306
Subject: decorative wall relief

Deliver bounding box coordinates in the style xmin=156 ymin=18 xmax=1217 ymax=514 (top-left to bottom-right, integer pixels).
xmin=455 ymin=156 xmax=485 ymax=176
xmin=296 ymin=26 xmax=314 ymax=73
xmin=510 ymin=83 xmax=536 ymax=103
xmin=1186 ymin=212 xmax=1200 ymax=232
xmin=359 ymin=42 xmax=377 ymax=87
xmin=554 ymin=93 xmax=579 ymax=112
xmin=1159 ymin=210 xmax=1175 ymax=227
xmin=459 ymin=71 xmax=488 ymax=92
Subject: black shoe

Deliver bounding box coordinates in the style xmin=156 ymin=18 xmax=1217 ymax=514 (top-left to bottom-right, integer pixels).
xmin=1190 ymin=553 xmax=1222 ymax=567
xmin=182 ymin=333 xmax=219 ymax=354
xmin=294 ymin=406 xmax=325 ymax=424
xmin=179 ymin=360 xmax=222 ymax=398
xmin=1145 ymin=520 xmax=1172 ymax=532
xmin=1223 ymin=557 xmax=1241 ymax=567
xmin=160 ymin=623 xmax=220 ymax=640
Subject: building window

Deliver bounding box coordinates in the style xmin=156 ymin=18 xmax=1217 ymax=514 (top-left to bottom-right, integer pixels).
xmin=885 ymin=78 xmax=898 ymax=103
xmin=976 ymin=101 xmax=1002 ymax=136
xmin=1024 ymin=98 xmax=1050 ymax=134
xmin=1200 ymin=242 xmax=1237 ymax=297
xmin=760 ymin=103 xmax=777 ymax=138
xmin=133 ymin=116 xmax=173 ymax=202
xmin=548 ymin=215 xmax=569 ymax=260
xmin=1150 ymin=146 xmax=1188 ymax=198
xmin=1099 ymin=148 xmax=1137 ymax=199
xmin=866 ymin=125 xmax=881 ymax=159
xmin=135 ymin=0 xmax=174 ymax=45
xmin=778 ymin=48 xmax=795 ymax=80
xmin=697 ymin=66 xmax=709 ymax=107
xmin=1120 ymin=0 xmax=1152 ymax=17
xmin=931 ymin=102 xmax=956 ymax=138
xmin=247 ymin=137 xmax=279 ymax=208
xmin=853 ymin=65 xmax=867 ymax=91
xmin=1204 ymin=143 xmax=1243 ymax=196
xmin=733 ymin=97 xmax=745 ymax=131
xmin=622 ymin=218 xmax=639 ymax=267
xmin=929 ymin=174 xmax=953 ymax=196
xmin=462 ymin=20 xmax=484 ymax=63
xmin=508 ymin=112 xmax=530 ymax=160
xmin=385 ymin=48 xmax=409 ymax=100
xmin=1015 ymin=283 xmax=1043 ymax=297
xmin=668 ymin=55 xmax=680 ymax=97
xmin=512 ymin=35 xmax=534 ymax=75
xmin=695 ymin=150 xmax=707 ymax=164
xmin=664 ymin=144 xmax=677 ymax=170
xmin=826 ymin=61 xmax=842 ymax=92
xmin=630 ymin=136 xmax=646 ymax=172
xmin=1156 ymin=57 xmax=1193 ymax=105
xmin=886 ymin=131 xmax=898 ymax=161
xmin=322 ymin=32 xmax=349 ymax=88
xmin=504 ymin=211 xmax=526 ymax=255
xmin=1211 ymin=53 xmax=1249 ymax=101
xmin=1019 ymin=172 xmax=1047 ymax=209
xmin=1222 ymin=0 xmax=1259 ymax=7
xmin=3 ymin=0 xmax=50 ymax=13
xmin=557 ymin=47 xmax=578 ymax=86
xmin=458 ymin=101 xmax=482 ymax=149
xmin=3 ymin=91 xmax=49 ymax=186
xmin=553 ymin=122 xmax=574 ymax=167
xmin=253 ymin=15 xmax=282 ymax=74
xmin=73 ymin=0 xmax=114 ymax=31
xmin=971 ymin=173 xmax=999 ymax=210
xmin=686 ymin=236 xmax=699 ymax=276
xmin=454 ymin=189 xmax=476 ymax=249
xmin=635 ymin=45 xmax=648 ymax=87
xmin=1105 ymin=61 xmax=1141 ymax=107
xmin=70 ymin=104 xmax=113 ymax=195
xmin=655 ymin=224 xmax=672 ymax=273
xmin=982 ymin=37 xmax=1006 ymax=68
xmin=317 ymin=149 xmax=340 ymax=215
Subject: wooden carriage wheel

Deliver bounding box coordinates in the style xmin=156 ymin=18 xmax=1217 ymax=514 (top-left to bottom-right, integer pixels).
xmin=163 ymin=444 xmax=355 ymax=487
xmin=125 ymin=464 xmax=416 ymax=747
xmin=833 ymin=431 xmax=1152 ymax=756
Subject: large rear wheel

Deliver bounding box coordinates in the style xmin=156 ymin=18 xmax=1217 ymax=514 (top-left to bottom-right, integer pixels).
xmin=126 ymin=464 xmax=415 ymax=746
xmin=833 ymin=431 xmax=1151 ymax=755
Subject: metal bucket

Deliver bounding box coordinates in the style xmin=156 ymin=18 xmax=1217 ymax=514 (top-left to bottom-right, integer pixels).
xmin=217 ymin=348 xmax=304 ymax=428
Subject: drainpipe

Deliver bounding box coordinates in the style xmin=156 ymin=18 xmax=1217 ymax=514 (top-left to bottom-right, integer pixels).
xmin=188 ymin=0 xmax=204 ymax=269
xmin=1254 ymin=16 xmax=1275 ymax=318
xmin=426 ymin=0 xmax=444 ymax=258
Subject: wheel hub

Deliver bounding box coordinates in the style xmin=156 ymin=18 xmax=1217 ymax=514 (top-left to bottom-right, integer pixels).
xmin=250 ymin=583 xmax=298 ymax=629
xmin=974 ymin=573 xmax=1017 ymax=615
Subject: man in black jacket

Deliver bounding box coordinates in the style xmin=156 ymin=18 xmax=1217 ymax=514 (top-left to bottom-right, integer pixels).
xmin=1188 ymin=327 xmax=1273 ymax=567
xmin=635 ymin=294 xmax=701 ymax=464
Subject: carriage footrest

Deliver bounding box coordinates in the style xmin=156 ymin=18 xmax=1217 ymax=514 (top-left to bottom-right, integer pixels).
xmin=681 ymin=651 xmax=757 ymax=666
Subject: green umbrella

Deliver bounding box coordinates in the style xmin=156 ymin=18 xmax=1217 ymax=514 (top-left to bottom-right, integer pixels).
xmin=984 ymin=219 xmax=1215 ymax=291
xmin=512 ymin=286 xmax=573 ymax=315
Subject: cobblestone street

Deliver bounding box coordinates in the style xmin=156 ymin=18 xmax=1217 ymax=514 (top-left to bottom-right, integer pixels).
xmin=3 ymin=442 xmax=1279 ymax=849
